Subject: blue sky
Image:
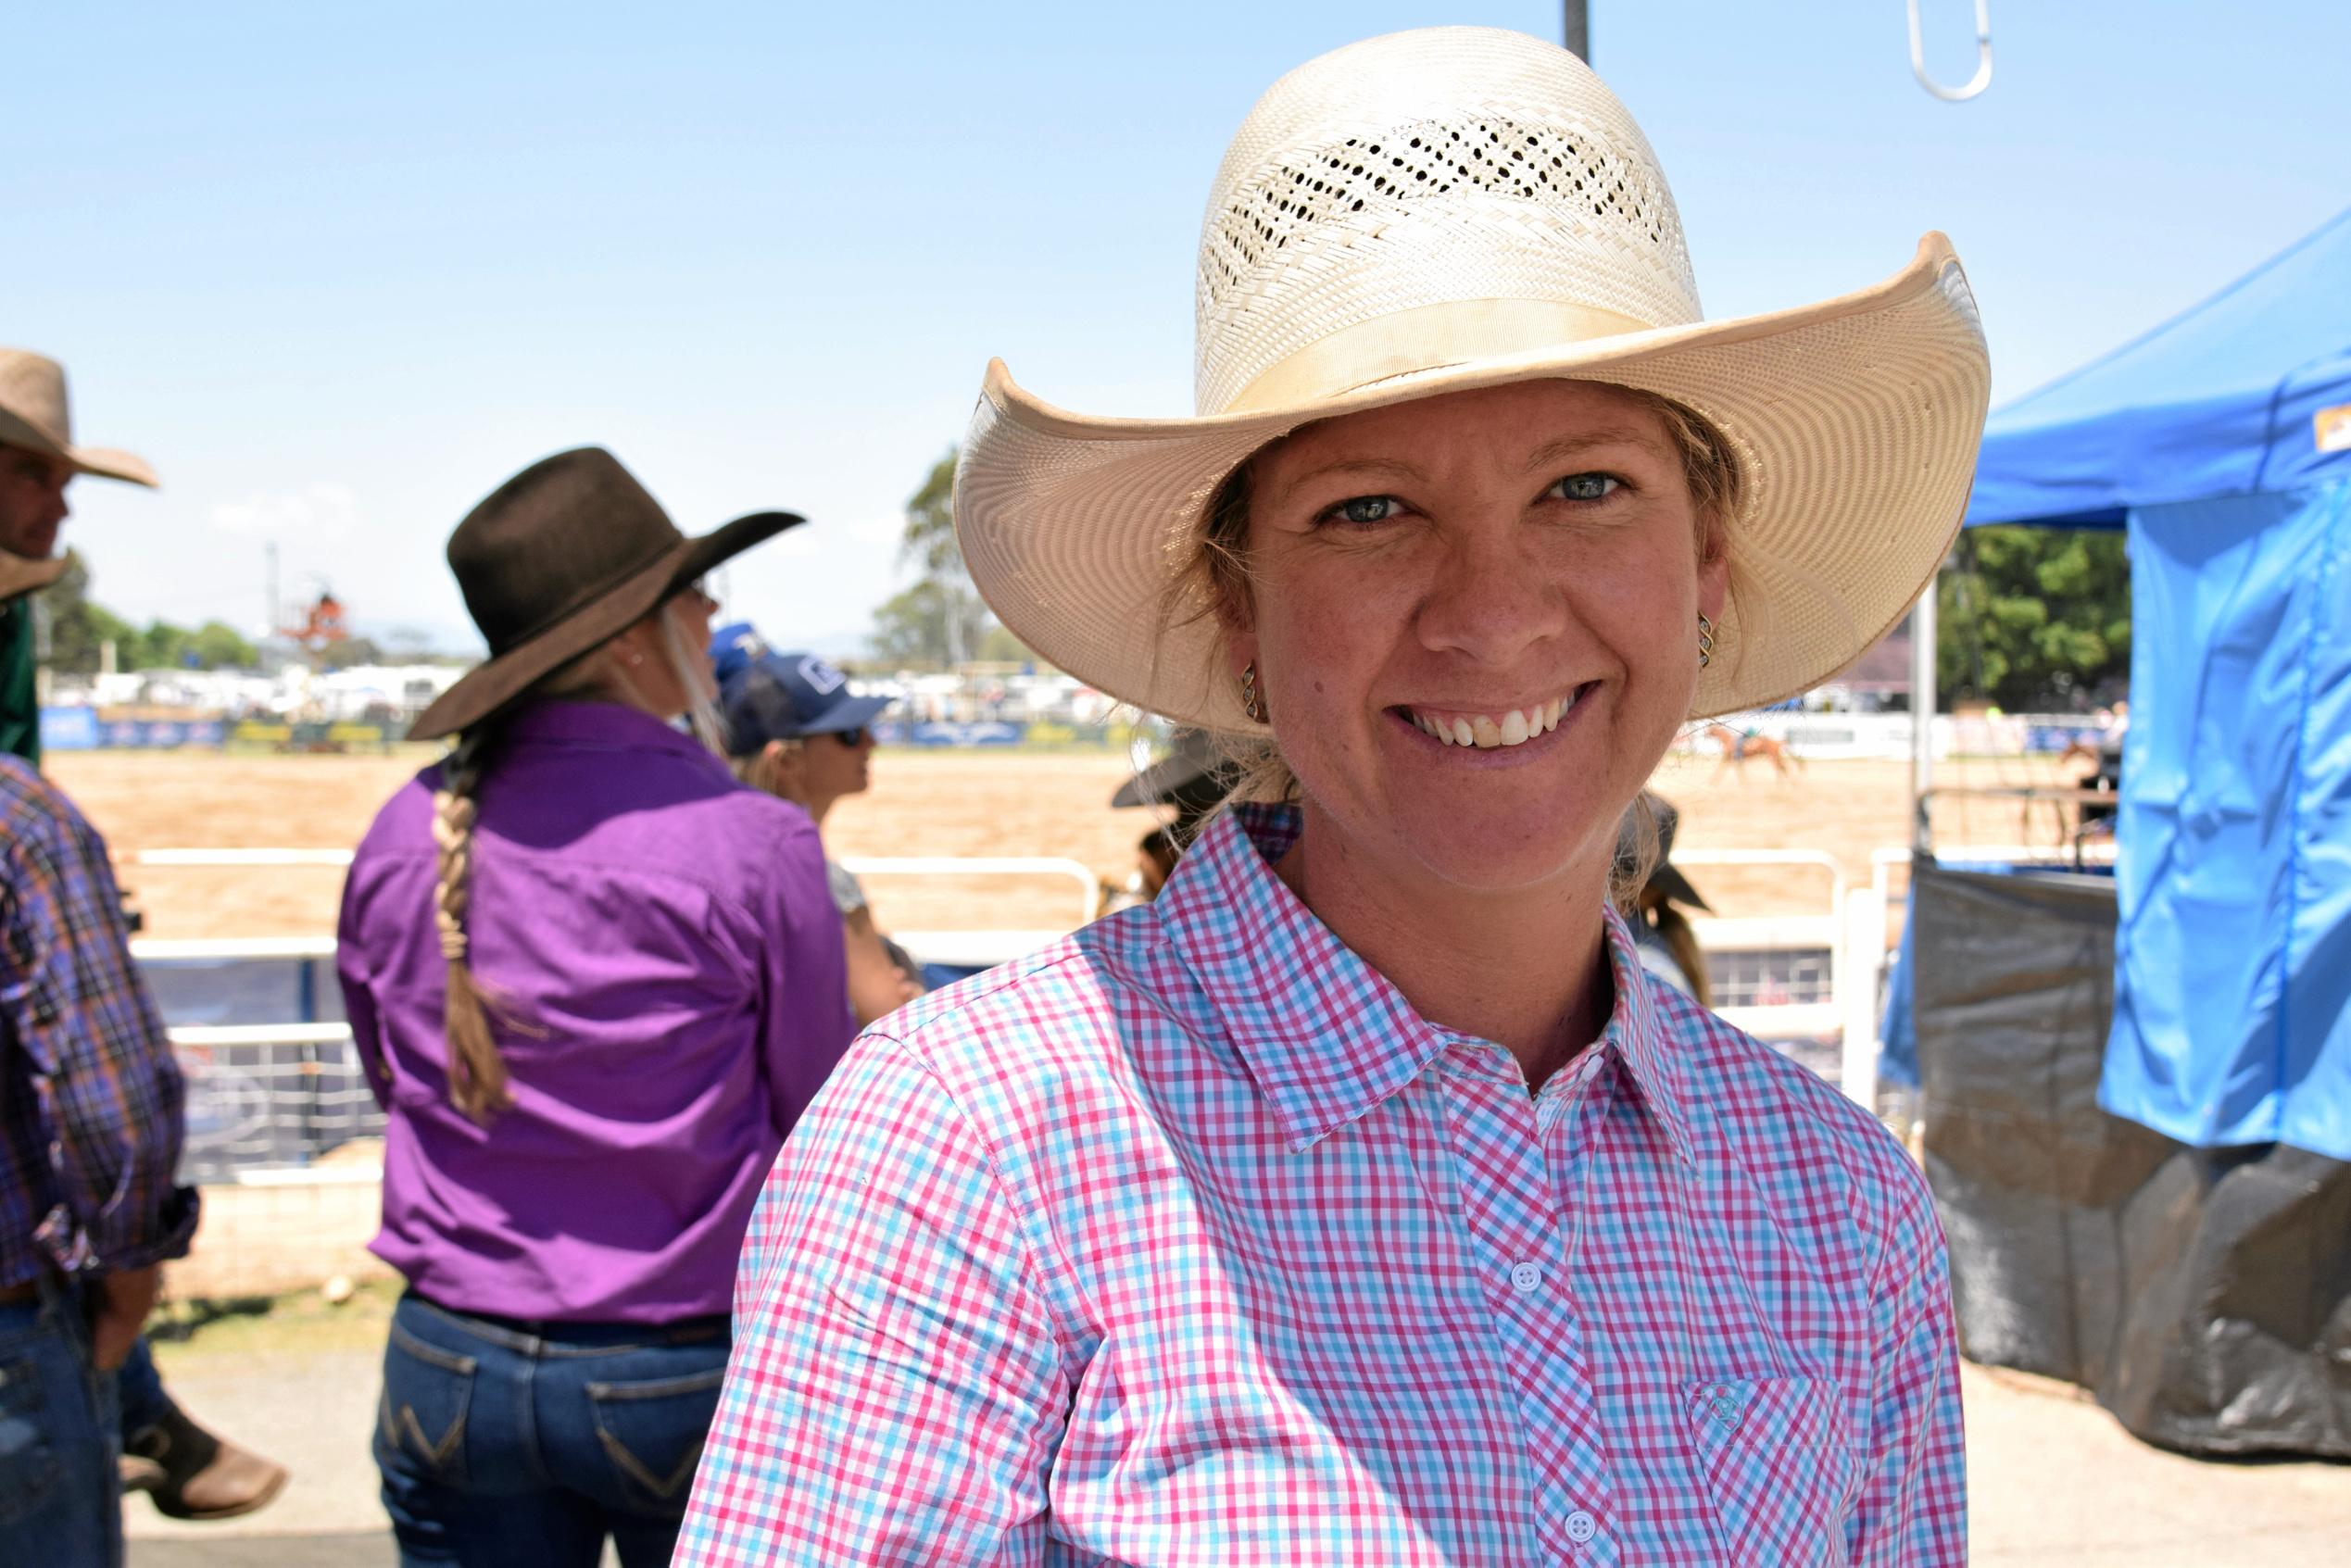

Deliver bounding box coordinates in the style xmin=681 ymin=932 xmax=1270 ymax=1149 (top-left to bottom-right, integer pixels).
xmin=6 ymin=2 xmax=2345 ymax=657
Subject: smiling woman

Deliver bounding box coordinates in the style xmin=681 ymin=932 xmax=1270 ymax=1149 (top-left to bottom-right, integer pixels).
xmin=682 ymin=25 xmax=1989 ymax=1567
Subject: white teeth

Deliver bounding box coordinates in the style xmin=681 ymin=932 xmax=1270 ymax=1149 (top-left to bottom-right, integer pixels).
xmin=1405 ymin=691 xmax=1579 ymax=750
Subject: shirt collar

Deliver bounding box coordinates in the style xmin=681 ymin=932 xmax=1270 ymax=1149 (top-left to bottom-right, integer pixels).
xmin=1159 ymin=804 xmax=1697 ymax=1164
xmin=1593 ymin=900 xmax=1700 ymax=1168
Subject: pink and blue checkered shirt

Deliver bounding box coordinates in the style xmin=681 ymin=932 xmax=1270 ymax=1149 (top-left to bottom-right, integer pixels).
xmin=678 ymin=806 xmax=1965 ymax=1565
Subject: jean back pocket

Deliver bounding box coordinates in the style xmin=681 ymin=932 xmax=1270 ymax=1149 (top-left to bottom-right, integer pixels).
xmin=585 ymin=1365 xmax=725 ymax=1517
xmin=376 ymin=1318 xmax=479 ymax=1486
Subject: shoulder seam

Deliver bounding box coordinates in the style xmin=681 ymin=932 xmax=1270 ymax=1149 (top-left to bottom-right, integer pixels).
xmin=858 ymin=1029 xmax=1091 ymax=1382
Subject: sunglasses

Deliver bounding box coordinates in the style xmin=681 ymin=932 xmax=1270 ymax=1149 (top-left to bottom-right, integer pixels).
xmin=828 ymin=727 xmax=871 ymax=748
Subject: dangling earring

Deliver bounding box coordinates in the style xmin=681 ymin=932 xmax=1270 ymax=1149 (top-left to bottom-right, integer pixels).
xmin=1696 ymin=613 xmax=1716 ymax=670
xmin=1238 ymin=661 xmax=1267 ymax=722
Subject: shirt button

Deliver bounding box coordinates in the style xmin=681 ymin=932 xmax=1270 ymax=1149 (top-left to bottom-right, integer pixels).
xmin=1566 ymin=1510 xmax=1598 ymax=1544
xmin=1509 ymin=1261 xmax=1542 ymax=1293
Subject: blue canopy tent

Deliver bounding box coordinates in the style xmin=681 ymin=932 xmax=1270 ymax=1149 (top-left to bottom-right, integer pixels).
xmin=1958 ymin=206 xmax=2351 ymax=1161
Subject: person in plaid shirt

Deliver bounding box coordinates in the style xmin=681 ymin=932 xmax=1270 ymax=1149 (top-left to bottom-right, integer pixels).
xmin=680 ymin=27 xmax=1985 ymax=1565
xmin=0 ymin=738 xmax=198 ymax=1565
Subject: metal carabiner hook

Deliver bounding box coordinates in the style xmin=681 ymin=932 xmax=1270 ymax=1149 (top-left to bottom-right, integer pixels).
xmin=1907 ymin=0 xmax=1993 ymax=102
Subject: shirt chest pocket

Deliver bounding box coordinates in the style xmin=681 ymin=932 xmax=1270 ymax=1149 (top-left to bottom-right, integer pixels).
xmin=1682 ymin=1375 xmax=1860 ymax=1567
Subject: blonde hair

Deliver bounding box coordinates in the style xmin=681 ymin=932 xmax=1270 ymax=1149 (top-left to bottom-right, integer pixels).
xmin=428 ymin=591 xmax=719 ymax=1124
xmin=432 ymin=727 xmax=509 ymax=1124
xmin=730 ymin=738 xmax=809 ymax=807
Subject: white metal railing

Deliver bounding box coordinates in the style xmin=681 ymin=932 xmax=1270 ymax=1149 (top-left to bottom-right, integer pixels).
xmin=838 ymin=855 xmax=1102 ymax=925
xmin=133 ymin=935 xmax=338 ymax=961
xmin=1668 ymin=847 xmax=1880 ymax=1097
xmin=133 ymin=847 xmax=355 ymax=868
xmin=128 ymin=848 xmax=1105 ymax=928
xmin=170 ymin=1022 xmax=351 ymax=1048
xmin=131 ymin=845 xmax=1990 ymax=1114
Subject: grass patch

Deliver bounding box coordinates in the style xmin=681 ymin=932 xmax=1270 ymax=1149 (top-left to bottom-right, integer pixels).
xmin=148 ymin=1276 xmax=401 ymax=1365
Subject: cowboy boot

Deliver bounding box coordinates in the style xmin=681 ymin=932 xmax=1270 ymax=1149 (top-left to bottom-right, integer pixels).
xmin=119 ymin=1451 xmax=167 ymax=1495
xmin=122 ymin=1399 xmax=290 ymax=1521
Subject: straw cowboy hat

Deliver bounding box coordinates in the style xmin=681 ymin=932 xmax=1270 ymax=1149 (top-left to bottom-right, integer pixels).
xmin=0 ymin=549 xmax=67 ymax=606
xmin=0 ymin=349 xmax=158 ymax=487
xmin=953 ymin=27 xmax=1991 ymax=729
xmin=409 ymin=446 xmax=803 ymax=741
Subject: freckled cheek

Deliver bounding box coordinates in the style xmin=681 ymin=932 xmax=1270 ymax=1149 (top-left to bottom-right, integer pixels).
xmin=1254 ymin=575 xmax=1400 ymax=720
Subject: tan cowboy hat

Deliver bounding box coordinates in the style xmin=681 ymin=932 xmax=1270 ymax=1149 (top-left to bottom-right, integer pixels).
xmin=409 ymin=446 xmax=803 ymax=741
xmin=953 ymin=27 xmax=1991 ymax=730
xmin=0 ymin=548 xmax=67 ymax=605
xmin=0 ymin=349 xmax=158 ymax=487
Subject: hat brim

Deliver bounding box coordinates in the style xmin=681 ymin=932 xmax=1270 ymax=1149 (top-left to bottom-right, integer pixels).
xmin=1113 ymin=752 xmax=1211 ymax=810
xmin=1648 ymin=862 xmax=1711 ymax=913
xmin=69 ymin=445 xmax=158 ymax=488
xmin=955 ymin=233 xmax=1989 ymax=730
xmin=0 ymin=407 xmax=159 ymax=488
xmin=791 ymin=693 xmax=894 ymax=736
xmin=409 ymin=508 xmax=802 ymax=742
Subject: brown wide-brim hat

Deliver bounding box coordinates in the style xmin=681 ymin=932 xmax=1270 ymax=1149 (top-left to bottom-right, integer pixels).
xmin=409 ymin=447 xmax=803 ymax=741
xmin=0 ymin=349 xmax=158 ymax=487
xmin=0 ymin=548 xmax=68 ymax=606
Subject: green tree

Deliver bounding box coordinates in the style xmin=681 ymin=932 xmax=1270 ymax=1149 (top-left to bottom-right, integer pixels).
xmin=189 ymin=621 xmax=259 ymax=669
xmin=975 ymin=622 xmax=1037 ymax=666
xmin=39 ymin=554 xmax=262 ymax=672
xmin=1936 ymin=526 xmax=2131 ymax=710
xmin=135 ymin=620 xmax=192 ymax=670
xmin=39 ymin=552 xmax=135 ymax=674
xmin=319 ymin=635 xmax=386 ymax=671
xmin=876 ymin=446 xmax=1013 ymax=668
xmin=871 ymin=580 xmax=992 ymax=669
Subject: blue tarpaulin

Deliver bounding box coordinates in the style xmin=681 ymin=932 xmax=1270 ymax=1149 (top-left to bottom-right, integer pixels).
xmin=1968 ymin=207 xmax=2351 ymax=533
xmin=2107 ymin=488 xmax=2351 ymax=1157
xmin=1962 ymin=206 xmax=2351 ymax=1160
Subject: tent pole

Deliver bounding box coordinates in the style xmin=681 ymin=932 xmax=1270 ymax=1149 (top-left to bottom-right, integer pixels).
xmin=1910 ymin=590 xmax=1937 ymax=853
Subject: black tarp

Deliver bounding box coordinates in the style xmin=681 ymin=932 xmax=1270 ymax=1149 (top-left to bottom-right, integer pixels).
xmin=1908 ymin=860 xmax=2351 ymax=1458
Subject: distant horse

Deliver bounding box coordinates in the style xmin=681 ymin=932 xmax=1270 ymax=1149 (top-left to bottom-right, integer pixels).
xmin=1705 ymin=721 xmax=1804 ymax=782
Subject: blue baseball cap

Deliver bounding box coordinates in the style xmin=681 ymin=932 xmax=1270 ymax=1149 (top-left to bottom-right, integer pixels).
xmin=710 ymin=623 xmax=891 ymax=755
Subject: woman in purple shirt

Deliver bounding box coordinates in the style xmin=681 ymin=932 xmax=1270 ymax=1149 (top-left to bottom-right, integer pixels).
xmin=335 ymin=447 xmax=852 ymax=1567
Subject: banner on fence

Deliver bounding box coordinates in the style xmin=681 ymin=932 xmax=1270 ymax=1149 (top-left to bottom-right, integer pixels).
xmin=874 ymin=720 xmax=1030 ymax=747
xmin=39 ymin=706 xmax=100 ymax=751
xmin=41 ymin=708 xmax=225 ymax=750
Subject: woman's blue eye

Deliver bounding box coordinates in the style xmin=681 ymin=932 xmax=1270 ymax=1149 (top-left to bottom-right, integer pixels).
xmin=1330 ymin=495 xmax=1401 ymax=525
xmin=1553 ymin=472 xmax=1620 ymax=502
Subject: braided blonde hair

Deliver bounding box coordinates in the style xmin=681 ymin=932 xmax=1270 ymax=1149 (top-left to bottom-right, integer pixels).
xmin=424 ymin=591 xmax=721 ymax=1124
xmin=432 ymin=727 xmax=510 ymax=1124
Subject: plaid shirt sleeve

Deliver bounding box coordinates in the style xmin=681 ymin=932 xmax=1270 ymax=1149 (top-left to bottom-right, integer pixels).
xmin=675 ymin=1034 xmax=1073 ymax=1566
xmin=1848 ymin=1169 xmax=1968 ymax=1564
xmin=1 ymin=768 xmax=197 ymax=1277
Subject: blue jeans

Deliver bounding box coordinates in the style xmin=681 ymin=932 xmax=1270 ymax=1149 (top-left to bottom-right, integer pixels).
xmin=0 ymin=1282 xmax=122 ymax=1568
xmin=374 ymin=1292 xmax=730 ymax=1568
xmin=117 ymin=1334 xmax=170 ymax=1436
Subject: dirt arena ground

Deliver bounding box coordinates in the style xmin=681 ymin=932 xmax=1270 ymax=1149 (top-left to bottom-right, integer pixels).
xmin=50 ymin=742 xmax=2086 ymax=942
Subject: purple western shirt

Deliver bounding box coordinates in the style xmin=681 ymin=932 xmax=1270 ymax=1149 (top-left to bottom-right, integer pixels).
xmin=335 ymin=701 xmax=851 ymax=1323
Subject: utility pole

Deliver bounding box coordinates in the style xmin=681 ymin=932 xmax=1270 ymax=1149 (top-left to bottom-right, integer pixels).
xmin=265 ymin=542 xmax=281 ymax=675
xmin=1563 ymin=2 xmax=1588 ymax=61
